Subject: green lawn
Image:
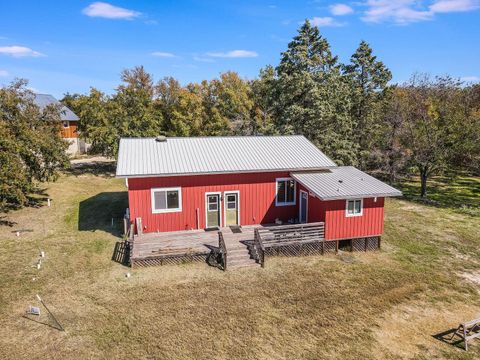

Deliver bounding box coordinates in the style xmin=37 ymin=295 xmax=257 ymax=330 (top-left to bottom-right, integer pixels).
xmin=0 ymin=168 xmax=479 ymax=359
xmin=400 ymin=174 xmax=480 ymax=216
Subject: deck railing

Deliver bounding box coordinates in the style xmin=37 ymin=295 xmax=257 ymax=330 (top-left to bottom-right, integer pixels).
xmin=253 ymin=228 xmax=265 ymax=267
xmin=253 ymin=222 xmax=325 ymax=265
xmin=218 ymin=231 xmax=227 ymax=271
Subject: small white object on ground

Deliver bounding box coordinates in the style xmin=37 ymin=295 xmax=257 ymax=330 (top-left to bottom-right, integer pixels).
xmin=27 ymin=306 xmax=40 ymax=316
xmin=125 ymin=272 xmax=131 ymax=278
xmin=16 ymin=231 xmax=20 ymax=237
xmin=40 ymin=251 xmax=45 ymax=258
xmin=36 ymin=260 xmax=42 ymax=269
xmin=47 ymin=198 xmax=51 ymax=207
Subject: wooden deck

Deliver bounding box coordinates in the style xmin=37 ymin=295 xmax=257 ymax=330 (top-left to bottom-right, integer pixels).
xmin=128 ymin=222 xmax=380 ymax=268
xmin=130 ymin=225 xmax=261 ymax=267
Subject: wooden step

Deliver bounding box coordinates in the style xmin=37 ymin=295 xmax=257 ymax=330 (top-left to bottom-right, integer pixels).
xmin=228 ymin=253 xmax=252 ymax=261
xmin=228 ymin=258 xmax=258 ymax=267
xmin=228 ymin=261 xmax=260 ymax=269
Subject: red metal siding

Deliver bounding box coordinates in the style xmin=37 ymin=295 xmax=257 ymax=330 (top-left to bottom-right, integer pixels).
xmin=323 ymin=197 xmax=385 ymax=240
xmin=128 ymin=172 xmax=299 ymax=233
xmin=300 ymin=188 xmax=385 ymax=240
xmin=305 ymin=192 xmax=326 ymax=223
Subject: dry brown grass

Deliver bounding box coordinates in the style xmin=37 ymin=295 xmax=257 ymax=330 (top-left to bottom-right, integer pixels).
xmin=0 ymin=170 xmax=479 ymax=359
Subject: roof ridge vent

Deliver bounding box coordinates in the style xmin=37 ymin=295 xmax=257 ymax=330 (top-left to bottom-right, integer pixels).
xmin=155 ymin=136 xmax=167 ymax=142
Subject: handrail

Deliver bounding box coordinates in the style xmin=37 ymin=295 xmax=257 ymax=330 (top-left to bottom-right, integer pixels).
xmin=256 ymin=222 xmax=325 ymax=245
xmin=254 ymin=228 xmax=265 ymax=268
xmin=218 ymin=231 xmax=227 ymax=271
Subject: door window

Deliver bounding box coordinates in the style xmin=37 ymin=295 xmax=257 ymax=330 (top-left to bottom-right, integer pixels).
xmin=208 ymin=195 xmax=218 ymax=211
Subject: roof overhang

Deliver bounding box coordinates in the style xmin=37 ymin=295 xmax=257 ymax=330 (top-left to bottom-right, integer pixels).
xmin=116 ymin=166 xmax=338 ymax=178
xmin=290 ymin=168 xmax=402 ymax=201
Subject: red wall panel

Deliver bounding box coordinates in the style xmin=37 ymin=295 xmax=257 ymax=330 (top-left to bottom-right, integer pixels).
xmin=323 ymin=197 xmax=385 ymax=240
xmin=300 ymin=188 xmax=385 ymax=240
xmin=128 ymin=172 xmax=299 ymax=233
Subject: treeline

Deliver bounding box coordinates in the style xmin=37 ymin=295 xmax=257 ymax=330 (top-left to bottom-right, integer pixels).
xmin=1 ymin=21 xmax=479 ymax=213
xmin=64 ymin=21 xmax=480 ymax=198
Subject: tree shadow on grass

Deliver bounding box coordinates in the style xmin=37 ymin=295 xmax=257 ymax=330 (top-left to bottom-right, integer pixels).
xmin=64 ymin=161 xmax=116 ymax=178
xmin=398 ymin=175 xmax=480 ymax=216
xmin=78 ymin=191 xmax=128 ymax=237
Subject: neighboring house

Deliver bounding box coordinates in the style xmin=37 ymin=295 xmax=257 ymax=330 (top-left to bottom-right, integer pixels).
xmin=32 ymin=94 xmax=87 ymax=155
xmin=116 ymin=136 xmax=401 ymax=245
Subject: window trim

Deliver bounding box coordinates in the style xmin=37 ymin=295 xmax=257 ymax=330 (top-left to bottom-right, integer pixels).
xmin=151 ymin=187 xmax=182 ymax=214
xmin=275 ymin=177 xmax=296 ymax=206
xmin=345 ymin=198 xmax=363 ymax=217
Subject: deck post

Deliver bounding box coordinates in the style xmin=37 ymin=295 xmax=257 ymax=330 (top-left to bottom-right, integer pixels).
xmin=136 ymin=217 xmax=143 ymax=236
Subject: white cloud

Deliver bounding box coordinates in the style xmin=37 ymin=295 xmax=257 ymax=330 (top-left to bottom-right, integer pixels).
xmin=330 ymin=3 xmax=354 ymax=15
xmin=461 ymin=76 xmax=480 ymax=82
xmin=82 ymin=2 xmax=141 ymax=20
xmin=361 ymin=0 xmax=480 ymax=24
xmin=430 ymin=0 xmax=480 ymax=13
xmin=361 ymin=0 xmax=433 ymax=24
xmin=206 ymin=50 xmax=258 ymax=58
xmin=310 ymin=16 xmax=346 ymax=27
xmin=151 ymin=51 xmax=176 ymax=58
xmin=0 ymin=46 xmax=44 ymax=57
xmin=0 ymin=70 xmax=9 ymax=77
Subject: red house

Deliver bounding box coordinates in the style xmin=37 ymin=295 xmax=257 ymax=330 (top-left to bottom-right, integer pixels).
xmin=116 ymin=136 xmax=401 ymax=254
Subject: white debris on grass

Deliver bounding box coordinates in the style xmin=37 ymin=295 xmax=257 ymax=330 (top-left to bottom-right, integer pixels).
xmin=460 ymin=271 xmax=480 ymax=285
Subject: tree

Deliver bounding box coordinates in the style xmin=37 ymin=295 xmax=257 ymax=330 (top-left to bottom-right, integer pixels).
xmin=375 ymin=86 xmax=408 ymax=183
xmin=274 ymin=20 xmax=358 ymax=165
xmin=0 ymin=80 xmax=68 ymax=212
xmin=156 ymin=77 xmax=203 ymax=136
xmin=64 ymin=66 xmax=164 ymax=157
xmin=213 ymin=72 xmax=254 ymax=135
xmin=250 ymin=66 xmax=277 ymax=135
xmin=452 ymin=84 xmax=480 ymax=174
xmin=344 ymin=41 xmax=392 ymax=168
xmin=111 ymin=66 xmax=162 ymax=155
xmin=400 ymin=74 xmax=465 ymax=197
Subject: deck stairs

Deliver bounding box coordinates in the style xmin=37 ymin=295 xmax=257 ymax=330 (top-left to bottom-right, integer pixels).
xmin=222 ymin=233 xmax=260 ymax=270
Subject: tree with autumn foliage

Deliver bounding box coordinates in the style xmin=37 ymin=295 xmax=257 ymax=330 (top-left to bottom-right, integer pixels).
xmin=0 ymin=80 xmax=69 ymax=212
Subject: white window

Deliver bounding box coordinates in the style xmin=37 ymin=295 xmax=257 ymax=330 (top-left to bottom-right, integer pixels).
xmin=207 ymin=195 xmax=219 ymax=211
xmin=346 ymin=199 xmax=363 ymax=217
xmin=226 ymin=194 xmax=237 ymax=209
xmin=62 ymin=121 xmax=70 ymax=128
xmin=276 ymin=178 xmax=296 ymax=206
xmin=151 ymin=187 xmax=182 ymax=213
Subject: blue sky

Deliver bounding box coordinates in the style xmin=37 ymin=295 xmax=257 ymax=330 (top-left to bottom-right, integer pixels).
xmin=0 ymin=0 xmax=479 ymax=98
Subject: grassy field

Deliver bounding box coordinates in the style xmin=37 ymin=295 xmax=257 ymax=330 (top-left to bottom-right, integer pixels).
xmin=0 ymin=167 xmax=479 ymax=359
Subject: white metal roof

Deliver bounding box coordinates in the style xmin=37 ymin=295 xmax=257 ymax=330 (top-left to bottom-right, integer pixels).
xmin=291 ymin=167 xmax=402 ymax=200
xmin=116 ymin=136 xmax=337 ymax=177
